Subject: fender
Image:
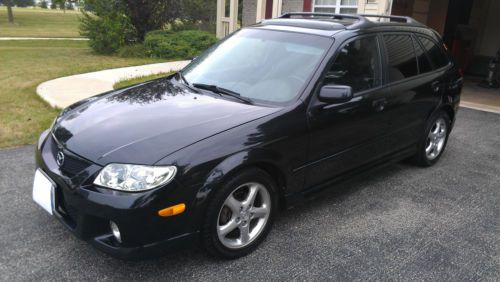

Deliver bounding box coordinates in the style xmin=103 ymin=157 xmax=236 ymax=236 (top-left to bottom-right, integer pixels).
xmin=185 ymin=147 xmax=302 ymax=228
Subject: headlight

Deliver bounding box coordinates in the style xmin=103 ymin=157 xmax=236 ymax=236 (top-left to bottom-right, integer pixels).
xmin=93 ymin=164 xmax=177 ymax=192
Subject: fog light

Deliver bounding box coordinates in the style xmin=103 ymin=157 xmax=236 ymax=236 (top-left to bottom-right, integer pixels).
xmin=110 ymin=221 xmax=122 ymax=243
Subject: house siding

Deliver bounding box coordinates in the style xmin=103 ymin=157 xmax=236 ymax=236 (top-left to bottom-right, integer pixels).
xmin=242 ymin=0 xmax=258 ymax=27
xmin=282 ymin=0 xmax=304 ymax=14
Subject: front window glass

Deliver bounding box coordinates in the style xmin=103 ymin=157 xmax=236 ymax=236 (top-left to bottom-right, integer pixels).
xmin=325 ymin=36 xmax=381 ymax=93
xmin=183 ymin=29 xmax=332 ymax=104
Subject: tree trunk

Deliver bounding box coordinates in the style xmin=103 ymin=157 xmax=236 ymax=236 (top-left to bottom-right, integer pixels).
xmin=6 ymin=0 xmax=14 ymax=23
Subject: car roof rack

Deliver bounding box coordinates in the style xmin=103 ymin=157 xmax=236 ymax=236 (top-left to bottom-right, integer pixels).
xmin=279 ymin=12 xmax=368 ymax=30
xmin=359 ymin=14 xmax=424 ymax=26
xmin=277 ymin=12 xmax=424 ymax=30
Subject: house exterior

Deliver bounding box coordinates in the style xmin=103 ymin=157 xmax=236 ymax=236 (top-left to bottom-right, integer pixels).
xmin=217 ymin=0 xmax=500 ymax=75
xmin=241 ymin=0 xmax=392 ymax=27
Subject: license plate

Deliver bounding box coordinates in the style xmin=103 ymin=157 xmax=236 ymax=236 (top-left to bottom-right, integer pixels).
xmin=33 ymin=169 xmax=55 ymax=215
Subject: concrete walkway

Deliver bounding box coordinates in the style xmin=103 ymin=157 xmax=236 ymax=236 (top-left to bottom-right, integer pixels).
xmin=460 ymin=78 xmax=500 ymax=114
xmin=37 ymin=60 xmax=190 ymax=109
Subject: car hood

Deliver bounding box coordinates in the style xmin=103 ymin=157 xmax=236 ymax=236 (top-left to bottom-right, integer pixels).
xmin=52 ymin=78 xmax=280 ymax=165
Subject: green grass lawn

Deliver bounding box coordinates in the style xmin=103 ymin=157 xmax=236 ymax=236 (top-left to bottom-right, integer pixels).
xmin=113 ymin=72 xmax=172 ymax=89
xmin=0 ymin=40 xmax=164 ymax=148
xmin=0 ymin=7 xmax=81 ymax=37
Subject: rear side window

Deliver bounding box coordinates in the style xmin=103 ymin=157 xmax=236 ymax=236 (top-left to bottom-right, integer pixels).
xmin=325 ymin=36 xmax=381 ymax=93
xmin=383 ymin=35 xmax=418 ymax=82
xmin=417 ymin=36 xmax=449 ymax=69
xmin=413 ymin=37 xmax=433 ymax=74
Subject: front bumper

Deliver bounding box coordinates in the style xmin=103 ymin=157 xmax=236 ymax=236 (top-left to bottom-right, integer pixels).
xmin=34 ymin=130 xmax=200 ymax=259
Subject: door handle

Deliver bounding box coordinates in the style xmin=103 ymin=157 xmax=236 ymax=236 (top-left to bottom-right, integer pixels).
xmin=372 ymin=98 xmax=387 ymax=112
xmin=431 ymin=81 xmax=441 ymax=92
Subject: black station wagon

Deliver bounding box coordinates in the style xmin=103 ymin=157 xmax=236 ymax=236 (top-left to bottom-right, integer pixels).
xmin=33 ymin=13 xmax=463 ymax=259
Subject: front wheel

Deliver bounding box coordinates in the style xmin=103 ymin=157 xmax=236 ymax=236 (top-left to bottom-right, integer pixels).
xmin=412 ymin=111 xmax=451 ymax=166
xmin=202 ymin=168 xmax=277 ymax=259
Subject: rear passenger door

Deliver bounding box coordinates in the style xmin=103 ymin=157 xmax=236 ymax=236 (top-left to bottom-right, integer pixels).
xmin=380 ymin=33 xmax=443 ymax=152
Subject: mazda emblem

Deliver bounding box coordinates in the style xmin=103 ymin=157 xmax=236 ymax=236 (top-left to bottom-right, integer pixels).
xmin=56 ymin=151 xmax=65 ymax=167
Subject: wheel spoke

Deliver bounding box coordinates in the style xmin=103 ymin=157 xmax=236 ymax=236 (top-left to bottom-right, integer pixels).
xmin=239 ymin=224 xmax=250 ymax=244
xmin=243 ymin=184 xmax=259 ymax=208
xmin=224 ymin=194 xmax=241 ymax=214
xmin=250 ymin=206 xmax=268 ymax=219
xmin=437 ymin=127 xmax=446 ymax=138
xmin=431 ymin=142 xmax=439 ymax=156
xmin=425 ymin=140 xmax=433 ymax=153
xmin=218 ymin=219 xmax=238 ymax=236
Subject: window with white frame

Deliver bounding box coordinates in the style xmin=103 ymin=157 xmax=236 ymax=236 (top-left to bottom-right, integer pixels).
xmin=313 ymin=0 xmax=358 ymax=14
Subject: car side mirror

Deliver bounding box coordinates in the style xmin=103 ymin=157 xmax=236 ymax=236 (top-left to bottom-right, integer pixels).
xmin=319 ymin=85 xmax=353 ymax=103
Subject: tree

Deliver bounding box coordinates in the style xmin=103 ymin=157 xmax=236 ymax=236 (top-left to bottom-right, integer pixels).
xmin=180 ymin=0 xmax=217 ymax=33
xmin=13 ymin=0 xmax=34 ymax=7
xmin=124 ymin=0 xmax=182 ymax=41
xmin=53 ymin=0 xmax=66 ymax=12
xmin=4 ymin=0 xmax=14 ymax=23
xmin=80 ymin=0 xmax=137 ymax=53
xmin=40 ymin=0 xmax=48 ymax=8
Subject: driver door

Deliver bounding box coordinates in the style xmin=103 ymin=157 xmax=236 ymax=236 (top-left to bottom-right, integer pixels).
xmin=304 ymin=35 xmax=392 ymax=188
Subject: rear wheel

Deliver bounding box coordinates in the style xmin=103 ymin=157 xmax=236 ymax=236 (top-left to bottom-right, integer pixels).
xmin=202 ymin=168 xmax=277 ymax=259
xmin=412 ymin=111 xmax=450 ymax=166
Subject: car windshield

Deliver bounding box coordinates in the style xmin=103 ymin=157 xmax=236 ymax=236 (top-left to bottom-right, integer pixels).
xmin=182 ymin=28 xmax=332 ymax=105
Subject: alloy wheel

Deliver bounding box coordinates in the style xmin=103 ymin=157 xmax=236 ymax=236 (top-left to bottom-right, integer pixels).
xmin=425 ymin=117 xmax=447 ymax=160
xmin=216 ymin=182 xmax=271 ymax=249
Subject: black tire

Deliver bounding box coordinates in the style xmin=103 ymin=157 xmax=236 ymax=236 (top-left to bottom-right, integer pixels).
xmin=201 ymin=168 xmax=278 ymax=259
xmin=412 ymin=110 xmax=451 ymax=167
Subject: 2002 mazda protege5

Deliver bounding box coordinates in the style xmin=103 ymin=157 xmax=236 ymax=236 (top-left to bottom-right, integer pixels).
xmin=33 ymin=13 xmax=462 ymax=259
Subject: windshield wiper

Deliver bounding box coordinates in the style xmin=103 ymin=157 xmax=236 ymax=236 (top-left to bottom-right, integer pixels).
xmin=176 ymin=72 xmax=199 ymax=93
xmin=192 ymin=83 xmax=253 ymax=105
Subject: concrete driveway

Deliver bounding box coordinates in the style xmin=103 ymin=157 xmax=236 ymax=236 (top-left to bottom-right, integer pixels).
xmin=0 ymin=108 xmax=498 ymax=281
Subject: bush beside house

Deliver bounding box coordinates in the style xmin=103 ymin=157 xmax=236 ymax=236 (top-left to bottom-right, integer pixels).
xmin=143 ymin=30 xmax=216 ymax=59
xmin=80 ymin=0 xmax=218 ymax=60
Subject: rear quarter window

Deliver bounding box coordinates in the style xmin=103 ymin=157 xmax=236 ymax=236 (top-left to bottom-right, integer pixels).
xmin=417 ymin=36 xmax=450 ymax=69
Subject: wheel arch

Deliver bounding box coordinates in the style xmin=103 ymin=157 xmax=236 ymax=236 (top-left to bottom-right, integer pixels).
xmin=199 ymin=151 xmax=289 ymax=211
xmin=439 ymin=104 xmax=455 ymax=123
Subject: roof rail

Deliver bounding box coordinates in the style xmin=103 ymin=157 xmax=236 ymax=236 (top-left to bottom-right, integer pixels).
xmin=358 ymin=14 xmax=424 ymax=26
xmin=278 ymin=12 xmax=425 ymax=29
xmin=279 ymin=12 xmax=369 ymax=29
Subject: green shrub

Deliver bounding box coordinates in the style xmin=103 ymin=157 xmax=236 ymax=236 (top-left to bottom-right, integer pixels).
xmin=40 ymin=1 xmax=48 ymax=8
xmin=170 ymin=20 xmax=200 ymax=32
xmin=50 ymin=2 xmax=57 ymax=9
xmin=144 ymin=30 xmax=216 ymax=60
xmin=79 ymin=1 xmax=137 ymax=54
xmin=117 ymin=43 xmax=147 ymax=58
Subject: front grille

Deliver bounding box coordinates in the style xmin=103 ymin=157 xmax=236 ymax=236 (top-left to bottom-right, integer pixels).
xmin=49 ymin=135 xmax=91 ymax=177
xmin=61 ymin=155 xmax=91 ymax=176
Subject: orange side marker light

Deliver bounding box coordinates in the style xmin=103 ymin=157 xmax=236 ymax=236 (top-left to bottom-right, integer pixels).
xmin=158 ymin=203 xmax=186 ymax=217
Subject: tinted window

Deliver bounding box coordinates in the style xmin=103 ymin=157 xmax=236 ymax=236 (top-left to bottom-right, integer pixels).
xmin=383 ymin=35 xmax=418 ymax=82
xmin=414 ymin=37 xmax=433 ymax=74
xmin=417 ymin=36 xmax=449 ymax=69
xmin=325 ymin=36 xmax=380 ymax=93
